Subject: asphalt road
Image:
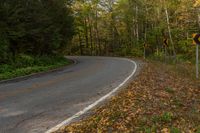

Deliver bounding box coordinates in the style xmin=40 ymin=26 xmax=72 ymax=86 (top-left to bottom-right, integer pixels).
xmin=0 ymin=56 xmax=137 ymax=133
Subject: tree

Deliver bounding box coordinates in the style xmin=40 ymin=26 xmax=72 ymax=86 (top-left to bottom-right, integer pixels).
xmin=0 ymin=0 xmax=74 ymax=63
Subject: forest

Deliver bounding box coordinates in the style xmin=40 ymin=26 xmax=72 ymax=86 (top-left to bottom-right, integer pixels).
xmin=70 ymin=0 xmax=200 ymax=63
xmin=0 ymin=0 xmax=200 ymax=79
xmin=0 ymin=0 xmax=74 ymax=79
xmin=0 ymin=0 xmax=74 ymax=62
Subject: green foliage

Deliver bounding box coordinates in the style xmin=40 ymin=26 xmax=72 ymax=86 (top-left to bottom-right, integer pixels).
xmin=0 ymin=55 xmax=70 ymax=80
xmin=130 ymin=48 xmax=143 ymax=57
xmin=15 ymin=54 xmax=35 ymax=68
xmin=142 ymin=125 xmax=157 ymax=133
xmin=196 ymin=128 xmax=200 ymax=133
xmin=144 ymin=128 xmax=151 ymax=133
xmin=0 ymin=0 xmax=74 ymax=63
xmin=0 ymin=36 xmax=9 ymax=63
xmin=170 ymin=127 xmax=181 ymax=133
xmin=165 ymin=87 xmax=175 ymax=94
xmin=71 ymin=0 xmax=199 ymax=64
xmin=152 ymin=112 xmax=173 ymax=123
xmin=161 ymin=112 xmax=173 ymax=123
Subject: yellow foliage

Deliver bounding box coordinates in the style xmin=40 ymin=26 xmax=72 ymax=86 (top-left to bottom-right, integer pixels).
xmin=194 ymin=0 xmax=200 ymax=7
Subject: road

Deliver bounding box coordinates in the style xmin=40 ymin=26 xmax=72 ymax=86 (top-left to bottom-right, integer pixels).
xmin=0 ymin=56 xmax=137 ymax=133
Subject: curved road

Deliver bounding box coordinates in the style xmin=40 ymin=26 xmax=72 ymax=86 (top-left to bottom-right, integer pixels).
xmin=0 ymin=56 xmax=137 ymax=133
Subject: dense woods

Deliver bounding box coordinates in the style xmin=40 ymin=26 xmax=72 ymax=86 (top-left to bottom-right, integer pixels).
xmin=0 ymin=0 xmax=74 ymax=63
xmin=0 ymin=0 xmax=74 ymax=80
xmin=70 ymin=0 xmax=200 ymax=62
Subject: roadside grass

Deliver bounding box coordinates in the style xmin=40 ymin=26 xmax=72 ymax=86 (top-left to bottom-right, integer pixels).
xmin=0 ymin=55 xmax=71 ymax=81
xmin=56 ymin=60 xmax=200 ymax=133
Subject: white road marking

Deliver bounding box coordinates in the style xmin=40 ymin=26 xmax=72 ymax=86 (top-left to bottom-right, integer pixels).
xmin=45 ymin=59 xmax=137 ymax=133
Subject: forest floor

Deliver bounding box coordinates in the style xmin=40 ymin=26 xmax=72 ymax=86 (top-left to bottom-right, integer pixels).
xmin=56 ymin=60 xmax=200 ymax=133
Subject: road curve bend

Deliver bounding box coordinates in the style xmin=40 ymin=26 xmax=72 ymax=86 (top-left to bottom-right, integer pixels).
xmin=0 ymin=56 xmax=138 ymax=133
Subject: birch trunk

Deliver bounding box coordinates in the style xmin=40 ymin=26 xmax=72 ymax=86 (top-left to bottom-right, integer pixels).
xmin=95 ymin=8 xmax=101 ymax=55
xmin=84 ymin=18 xmax=89 ymax=48
xmin=88 ymin=16 xmax=93 ymax=55
xmin=136 ymin=5 xmax=139 ymax=41
xmin=197 ymin=12 xmax=200 ymax=30
xmin=164 ymin=1 xmax=176 ymax=58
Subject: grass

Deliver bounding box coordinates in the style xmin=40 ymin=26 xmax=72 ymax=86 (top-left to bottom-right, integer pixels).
xmin=0 ymin=55 xmax=71 ymax=81
xmin=152 ymin=112 xmax=174 ymax=123
xmin=170 ymin=127 xmax=181 ymax=133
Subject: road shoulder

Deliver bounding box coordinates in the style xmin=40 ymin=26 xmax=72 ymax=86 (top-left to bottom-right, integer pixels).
xmin=56 ymin=61 xmax=200 ymax=133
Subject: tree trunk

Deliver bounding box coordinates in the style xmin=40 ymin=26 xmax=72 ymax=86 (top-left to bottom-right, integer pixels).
xmin=79 ymin=34 xmax=83 ymax=55
xmin=197 ymin=10 xmax=200 ymax=31
xmin=164 ymin=1 xmax=176 ymax=58
xmin=136 ymin=5 xmax=139 ymax=42
xmin=88 ymin=16 xmax=93 ymax=55
xmin=84 ymin=18 xmax=89 ymax=49
xmin=95 ymin=8 xmax=101 ymax=55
